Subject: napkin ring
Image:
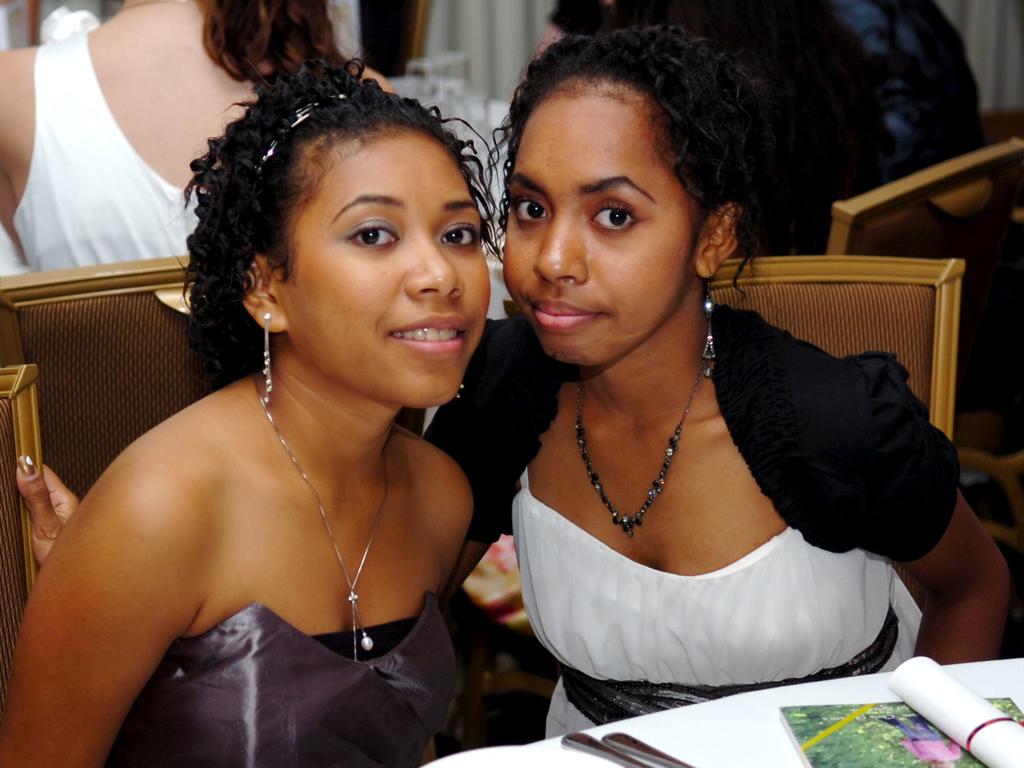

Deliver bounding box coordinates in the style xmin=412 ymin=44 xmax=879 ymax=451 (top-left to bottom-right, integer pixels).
xmin=964 ymin=716 xmax=1024 ymax=751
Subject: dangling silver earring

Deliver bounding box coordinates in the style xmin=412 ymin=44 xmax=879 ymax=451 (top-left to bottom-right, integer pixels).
xmin=701 ymin=282 xmax=715 ymax=378
xmin=455 ymin=383 xmax=465 ymax=400
xmin=262 ymin=312 xmax=273 ymax=403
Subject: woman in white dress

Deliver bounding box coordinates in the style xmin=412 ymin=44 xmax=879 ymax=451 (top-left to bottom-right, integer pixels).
xmin=426 ymin=25 xmax=1008 ymax=735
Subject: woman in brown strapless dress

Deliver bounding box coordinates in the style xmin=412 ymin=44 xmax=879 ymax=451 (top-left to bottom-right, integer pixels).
xmin=0 ymin=60 xmax=494 ymax=768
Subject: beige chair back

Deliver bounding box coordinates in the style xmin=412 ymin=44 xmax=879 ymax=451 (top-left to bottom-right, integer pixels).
xmin=715 ymin=255 xmax=964 ymax=605
xmin=711 ymin=255 xmax=964 ymax=439
xmin=0 ymin=258 xmax=211 ymax=498
xmin=0 ymin=364 xmax=42 ymax=714
xmin=826 ymin=138 xmax=1024 ymax=378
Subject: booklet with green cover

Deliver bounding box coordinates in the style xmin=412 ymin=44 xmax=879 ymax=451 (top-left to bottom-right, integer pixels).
xmin=781 ymin=699 xmax=1023 ymax=767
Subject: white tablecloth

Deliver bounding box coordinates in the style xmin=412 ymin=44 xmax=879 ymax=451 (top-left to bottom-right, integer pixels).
xmin=445 ymin=659 xmax=1024 ymax=767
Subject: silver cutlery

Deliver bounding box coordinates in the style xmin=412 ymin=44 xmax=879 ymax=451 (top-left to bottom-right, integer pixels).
xmin=562 ymin=731 xmax=699 ymax=768
xmin=562 ymin=732 xmax=652 ymax=767
xmin=602 ymin=732 xmax=698 ymax=768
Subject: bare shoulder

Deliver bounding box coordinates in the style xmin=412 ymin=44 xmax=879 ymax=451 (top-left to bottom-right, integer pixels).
xmin=0 ymin=47 xmax=36 ymax=96
xmin=0 ymin=47 xmax=37 ymax=159
xmin=0 ymin=393 xmax=236 ymax=765
xmin=390 ymin=426 xmax=473 ymax=543
xmin=55 ymin=393 xmax=240 ymax=589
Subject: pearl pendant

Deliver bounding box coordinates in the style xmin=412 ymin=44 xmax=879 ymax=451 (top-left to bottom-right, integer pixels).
xmin=360 ymin=633 xmax=374 ymax=652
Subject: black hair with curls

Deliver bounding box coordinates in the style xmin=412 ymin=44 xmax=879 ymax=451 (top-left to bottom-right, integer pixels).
xmin=496 ymin=26 xmax=772 ymax=265
xmin=185 ymin=60 xmax=494 ymax=389
xmin=606 ymin=1 xmax=885 ymax=255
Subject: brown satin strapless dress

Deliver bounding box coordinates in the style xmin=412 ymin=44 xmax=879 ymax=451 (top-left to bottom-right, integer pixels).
xmin=106 ymin=593 xmax=454 ymax=768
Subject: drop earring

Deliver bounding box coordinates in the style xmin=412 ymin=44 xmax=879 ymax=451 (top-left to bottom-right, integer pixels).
xmin=263 ymin=312 xmax=273 ymax=403
xmin=455 ymin=383 xmax=465 ymax=400
xmin=701 ymin=282 xmax=715 ymax=378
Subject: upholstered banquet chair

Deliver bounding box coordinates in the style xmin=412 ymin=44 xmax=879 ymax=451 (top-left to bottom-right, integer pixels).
xmin=826 ymin=138 xmax=1024 ymax=379
xmin=0 ymin=364 xmax=42 ymax=714
xmin=712 ymin=254 xmax=963 ymax=437
xmin=711 ymin=255 xmax=967 ymax=608
xmin=0 ymin=258 xmax=210 ymax=499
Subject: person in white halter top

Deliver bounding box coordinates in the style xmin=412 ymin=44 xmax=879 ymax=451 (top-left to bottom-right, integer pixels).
xmin=0 ymin=0 xmax=383 ymax=274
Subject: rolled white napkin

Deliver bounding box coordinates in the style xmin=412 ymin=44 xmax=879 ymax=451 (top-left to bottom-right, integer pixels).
xmin=889 ymin=656 xmax=1024 ymax=768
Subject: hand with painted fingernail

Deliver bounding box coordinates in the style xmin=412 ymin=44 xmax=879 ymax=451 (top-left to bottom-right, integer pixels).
xmin=16 ymin=456 xmax=79 ymax=566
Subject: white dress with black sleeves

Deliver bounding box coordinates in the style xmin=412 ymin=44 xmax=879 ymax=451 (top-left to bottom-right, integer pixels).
xmin=513 ymin=471 xmax=922 ymax=737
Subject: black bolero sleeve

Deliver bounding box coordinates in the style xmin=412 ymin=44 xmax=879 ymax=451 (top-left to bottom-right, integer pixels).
xmin=425 ymin=317 xmax=572 ymax=543
xmin=427 ymin=307 xmax=960 ymax=560
xmin=713 ymin=305 xmax=960 ymax=562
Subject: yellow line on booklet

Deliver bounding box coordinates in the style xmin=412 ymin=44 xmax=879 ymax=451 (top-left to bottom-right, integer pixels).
xmin=802 ymin=703 xmax=878 ymax=751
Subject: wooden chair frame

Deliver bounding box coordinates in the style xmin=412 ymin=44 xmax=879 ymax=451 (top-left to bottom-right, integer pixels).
xmin=0 ymin=364 xmax=42 ymax=589
xmin=0 ymin=257 xmax=206 ymax=499
xmin=826 ymin=138 xmax=1024 ymax=254
xmin=959 ymin=447 xmax=1024 ymax=555
xmin=711 ymin=255 xmax=964 ymax=439
xmin=0 ymin=256 xmax=189 ymax=365
xmin=397 ymin=0 xmax=432 ymax=73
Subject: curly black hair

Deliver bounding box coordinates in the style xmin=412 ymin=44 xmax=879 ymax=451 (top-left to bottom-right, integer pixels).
xmin=185 ymin=60 xmax=494 ymax=388
xmin=606 ymin=1 xmax=886 ymax=254
xmin=495 ymin=25 xmax=773 ymax=264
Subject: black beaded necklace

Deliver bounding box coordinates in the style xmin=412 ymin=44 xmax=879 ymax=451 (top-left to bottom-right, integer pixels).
xmin=574 ymin=369 xmax=705 ymax=537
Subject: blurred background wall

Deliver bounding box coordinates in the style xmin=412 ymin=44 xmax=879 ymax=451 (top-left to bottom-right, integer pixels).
xmin=25 ymin=0 xmax=1024 ymax=109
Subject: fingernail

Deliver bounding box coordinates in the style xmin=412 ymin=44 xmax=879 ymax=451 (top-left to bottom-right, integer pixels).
xmin=17 ymin=455 xmax=37 ymax=478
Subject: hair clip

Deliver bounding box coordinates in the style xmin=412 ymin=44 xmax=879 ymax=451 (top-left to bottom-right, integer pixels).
xmin=256 ymin=93 xmax=349 ymax=176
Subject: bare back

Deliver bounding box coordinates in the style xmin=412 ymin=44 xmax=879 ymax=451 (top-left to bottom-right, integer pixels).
xmin=0 ymin=3 xmax=253 ymax=243
xmin=89 ymin=4 xmax=255 ymax=188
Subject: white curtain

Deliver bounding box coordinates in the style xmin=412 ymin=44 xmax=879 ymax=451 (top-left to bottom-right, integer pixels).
xmin=423 ymin=0 xmax=1022 ymax=110
xmin=934 ymin=0 xmax=1024 ymax=110
xmin=423 ymin=0 xmax=555 ymax=100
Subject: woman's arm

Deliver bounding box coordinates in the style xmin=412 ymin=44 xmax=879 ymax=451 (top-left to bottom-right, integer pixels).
xmin=0 ymin=461 xmax=211 ymax=767
xmin=901 ymin=491 xmax=1009 ymax=662
xmin=0 ymin=48 xmax=36 ymax=248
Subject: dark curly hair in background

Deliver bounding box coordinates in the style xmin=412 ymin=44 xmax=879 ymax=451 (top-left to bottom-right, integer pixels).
xmin=185 ymin=60 xmax=495 ymax=388
xmin=495 ymin=26 xmax=772 ymax=266
xmin=606 ymin=1 xmax=886 ymax=254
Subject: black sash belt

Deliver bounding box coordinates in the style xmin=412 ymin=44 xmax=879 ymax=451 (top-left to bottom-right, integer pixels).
xmin=562 ymin=604 xmax=899 ymax=725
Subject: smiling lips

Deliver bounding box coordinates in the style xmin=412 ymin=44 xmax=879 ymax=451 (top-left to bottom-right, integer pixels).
xmin=390 ymin=327 xmax=460 ymax=342
xmin=532 ymin=301 xmax=598 ymax=331
xmin=389 ymin=320 xmax=467 ymax=353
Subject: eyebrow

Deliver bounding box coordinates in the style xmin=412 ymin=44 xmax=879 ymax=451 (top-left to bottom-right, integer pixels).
xmin=510 ymin=172 xmax=655 ymax=203
xmin=579 ymin=176 xmax=655 ymax=202
xmin=509 ymin=172 xmax=545 ymax=195
xmin=333 ymin=195 xmax=476 ymax=223
xmin=444 ymin=200 xmax=477 ymax=212
xmin=334 ymin=194 xmax=402 ymax=222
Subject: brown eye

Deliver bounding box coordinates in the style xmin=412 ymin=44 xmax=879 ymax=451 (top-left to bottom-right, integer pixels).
xmin=594 ymin=207 xmax=634 ymax=230
xmin=442 ymin=226 xmax=479 ymax=246
xmin=514 ymin=199 xmax=547 ymax=220
xmin=351 ymin=226 xmax=397 ymax=247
